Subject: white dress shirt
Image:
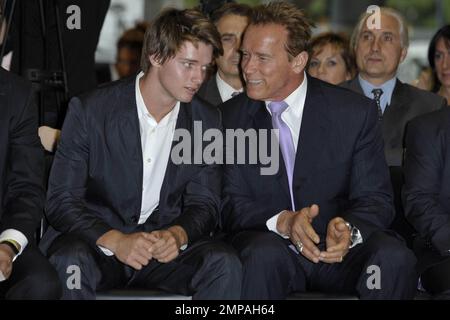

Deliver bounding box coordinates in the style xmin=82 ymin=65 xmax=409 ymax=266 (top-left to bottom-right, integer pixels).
xmin=216 ymin=73 xmax=243 ymax=102
xmin=136 ymin=72 xmax=180 ymax=224
xmin=265 ymin=73 xmax=308 ymax=237
xmin=99 ymin=72 xmax=179 ymax=256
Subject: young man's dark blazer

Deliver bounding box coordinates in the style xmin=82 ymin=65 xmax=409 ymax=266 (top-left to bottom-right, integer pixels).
xmin=221 ymin=75 xmax=394 ymax=241
xmin=341 ymin=77 xmax=446 ymax=167
xmin=40 ymin=76 xmax=222 ymax=253
xmin=403 ymin=107 xmax=450 ymax=273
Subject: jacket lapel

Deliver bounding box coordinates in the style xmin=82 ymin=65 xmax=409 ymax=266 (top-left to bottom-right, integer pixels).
xmin=117 ymin=79 xmax=143 ymax=201
xmin=207 ymin=77 xmax=223 ymax=106
xmin=158 ymin=101 xmax=191 ymax=207
xmin=0 ymin=69 xmax=9 ymax=110
xmin=248 ymin=99 xmax=292 ymax=207
xmin=349 ymin=77 xmax=365 ymax=95
xmin=385 ymin=79 xmax=406 ymax=113
xmin=382 ymin=79 xmax=407 ymax=134
xmin=293 ymin=77 xmax=331 ymax=209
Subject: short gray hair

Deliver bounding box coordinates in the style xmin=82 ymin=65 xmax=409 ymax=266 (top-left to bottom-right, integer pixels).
xmin=350 ymin=7 xmax=409 ymax=52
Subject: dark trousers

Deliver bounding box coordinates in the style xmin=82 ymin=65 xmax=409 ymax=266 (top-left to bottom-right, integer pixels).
xmin=47 ymin=234 xmax=242 ymax=300
xmin=230 ymin=230 xmax=418 ymax=300
xmin=421 ymin=256 xmax=450 ymax=298
xmin=0 ymin=245 xmax=62 ymax=299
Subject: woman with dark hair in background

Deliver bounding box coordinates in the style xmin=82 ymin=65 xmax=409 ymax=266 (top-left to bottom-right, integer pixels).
xmin=307 ymin=32 xmax=356 ymax=85
xmin=114 ymin=22 xmax=149 ymax=80
xmin=428 ymin=25 xmax=450 ymax=104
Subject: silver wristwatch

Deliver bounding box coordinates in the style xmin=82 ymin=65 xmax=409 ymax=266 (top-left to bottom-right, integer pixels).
xmin=345 ymin=222 xmax=363 ymax=249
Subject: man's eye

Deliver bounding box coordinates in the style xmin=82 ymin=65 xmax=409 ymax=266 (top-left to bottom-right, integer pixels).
xmin=222 ymin=36 xmax=234 ymax=43
xmin=362 ymin=33 xmax=373 ymax=41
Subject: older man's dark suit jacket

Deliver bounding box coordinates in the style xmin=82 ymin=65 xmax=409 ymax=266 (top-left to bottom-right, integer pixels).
xmin=341 ymin=77 xmax=445 ymax=167
xmin=0 ymin=67 xmax=45 ymax=241
xmin=403 ymin=108 xmax=450 ymax=273
xmin=221 ymin=76 xmax=394 ymax=240
xmin=197 ymin=76 xmax=222 ymax=107
xmin=40 ymin=76 xmax=222 ymax=252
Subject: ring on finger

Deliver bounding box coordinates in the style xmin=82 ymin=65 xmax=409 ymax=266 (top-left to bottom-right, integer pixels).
xmin=296 ymin=241 xmax=304 ymax=253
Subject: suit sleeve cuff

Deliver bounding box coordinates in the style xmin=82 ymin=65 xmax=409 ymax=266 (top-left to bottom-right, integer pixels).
xmin=266 ymin=211 xmax=289 ymax=239
xmin=0 ymin=229 xmax=28 ymax=257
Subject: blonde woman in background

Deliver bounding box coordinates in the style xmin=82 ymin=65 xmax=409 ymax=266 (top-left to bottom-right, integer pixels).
xmin=307 ymin=32 xmax=356 ymax=85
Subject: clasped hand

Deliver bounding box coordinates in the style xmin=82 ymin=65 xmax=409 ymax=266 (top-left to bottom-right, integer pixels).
xmin=0 ymin=244 xmax=15 ymax=280
xmin=277 ymin=205 xmax=351 ymax=264
xmin=100 ymin=227 xmax=185 ymax=270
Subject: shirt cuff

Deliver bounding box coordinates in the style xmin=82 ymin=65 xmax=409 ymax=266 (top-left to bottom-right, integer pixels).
xmin=0 ymin=229 xmax=28 ymax=259
xmin=266 ymin=211 xmax=289 ymax=239
xmin=97 ymin=245 xmax=114 ymax=256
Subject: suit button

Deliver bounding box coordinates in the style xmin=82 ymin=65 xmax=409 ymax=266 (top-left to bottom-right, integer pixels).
xmin=130 ymin=216 xmax=138 ymax=223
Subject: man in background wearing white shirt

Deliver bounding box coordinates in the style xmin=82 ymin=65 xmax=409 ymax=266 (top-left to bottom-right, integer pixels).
xmin=197 ymin=2 xmax=251 ymax=106
xmin=40 ymin=8 xmax=242 ymax=300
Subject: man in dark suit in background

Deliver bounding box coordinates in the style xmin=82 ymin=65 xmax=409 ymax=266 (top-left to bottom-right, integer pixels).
xmin=0 ymin=67 xmax=61 ymax=299
xmin=403 ymin=108 xmax=450 ymax=298
xmin=197 ymin=2 xmax=251 ymax=106
xmin=40 ymin=8 xmax=241 ymax=300
xmin=341 ymin=7 xmax=445 ymax=167
xmin=341 ymin=7 xmax=445 ymax=245
xmin=221 ymin=1 xmax=417 ymax=299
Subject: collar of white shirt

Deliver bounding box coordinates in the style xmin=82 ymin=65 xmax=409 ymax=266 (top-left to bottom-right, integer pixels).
xmin=135 ymin=71 xmax=180 ymax=127
xmin=264 ymin=72 xmax=308 ymax=152
xmin=216 ymin=72 xmax=243 ymax=103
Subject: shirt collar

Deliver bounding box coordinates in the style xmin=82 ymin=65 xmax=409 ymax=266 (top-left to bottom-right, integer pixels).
xmin=216 ymin=72 xmax=243 ymax=102
xmin=265 ymin=72 xmax=308 ymax=118
xmin=358 ymin=74 xmax=397 ymax=107
xmin=135 ymin=71 xmax=180 ymax=127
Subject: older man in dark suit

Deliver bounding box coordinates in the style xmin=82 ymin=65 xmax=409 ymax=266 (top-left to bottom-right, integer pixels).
xmin=40 ymin=8 xmax=241 ymax=300
xmin=0 ymin=67 xmax=61 ymax=299
xmin=221 ymin=2 xmax=417 ymax=300
xmin=403 ymin=108 xmax=450 ymax=298
xmin=341 ymin=7 xmax=445 ymax=167
xmin=341 ymin=7 xmax=445 ymax=245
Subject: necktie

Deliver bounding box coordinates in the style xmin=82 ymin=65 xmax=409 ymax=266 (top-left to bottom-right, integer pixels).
xmin=371 ymin=88 xmax=384 ymax=121
xmin=231 ymin=91 xmax=240 ymax=97
xmin=268 ymin=101 xmax=296 ymax=210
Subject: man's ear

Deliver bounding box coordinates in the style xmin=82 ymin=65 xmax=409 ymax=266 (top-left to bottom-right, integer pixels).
xmin=149 ymin=54 xmax=162 ymax=67
xmin=292 ymin=51 xmax=309 ymax=74
xmin=399 ymin=47 xmax=408 ymax=64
